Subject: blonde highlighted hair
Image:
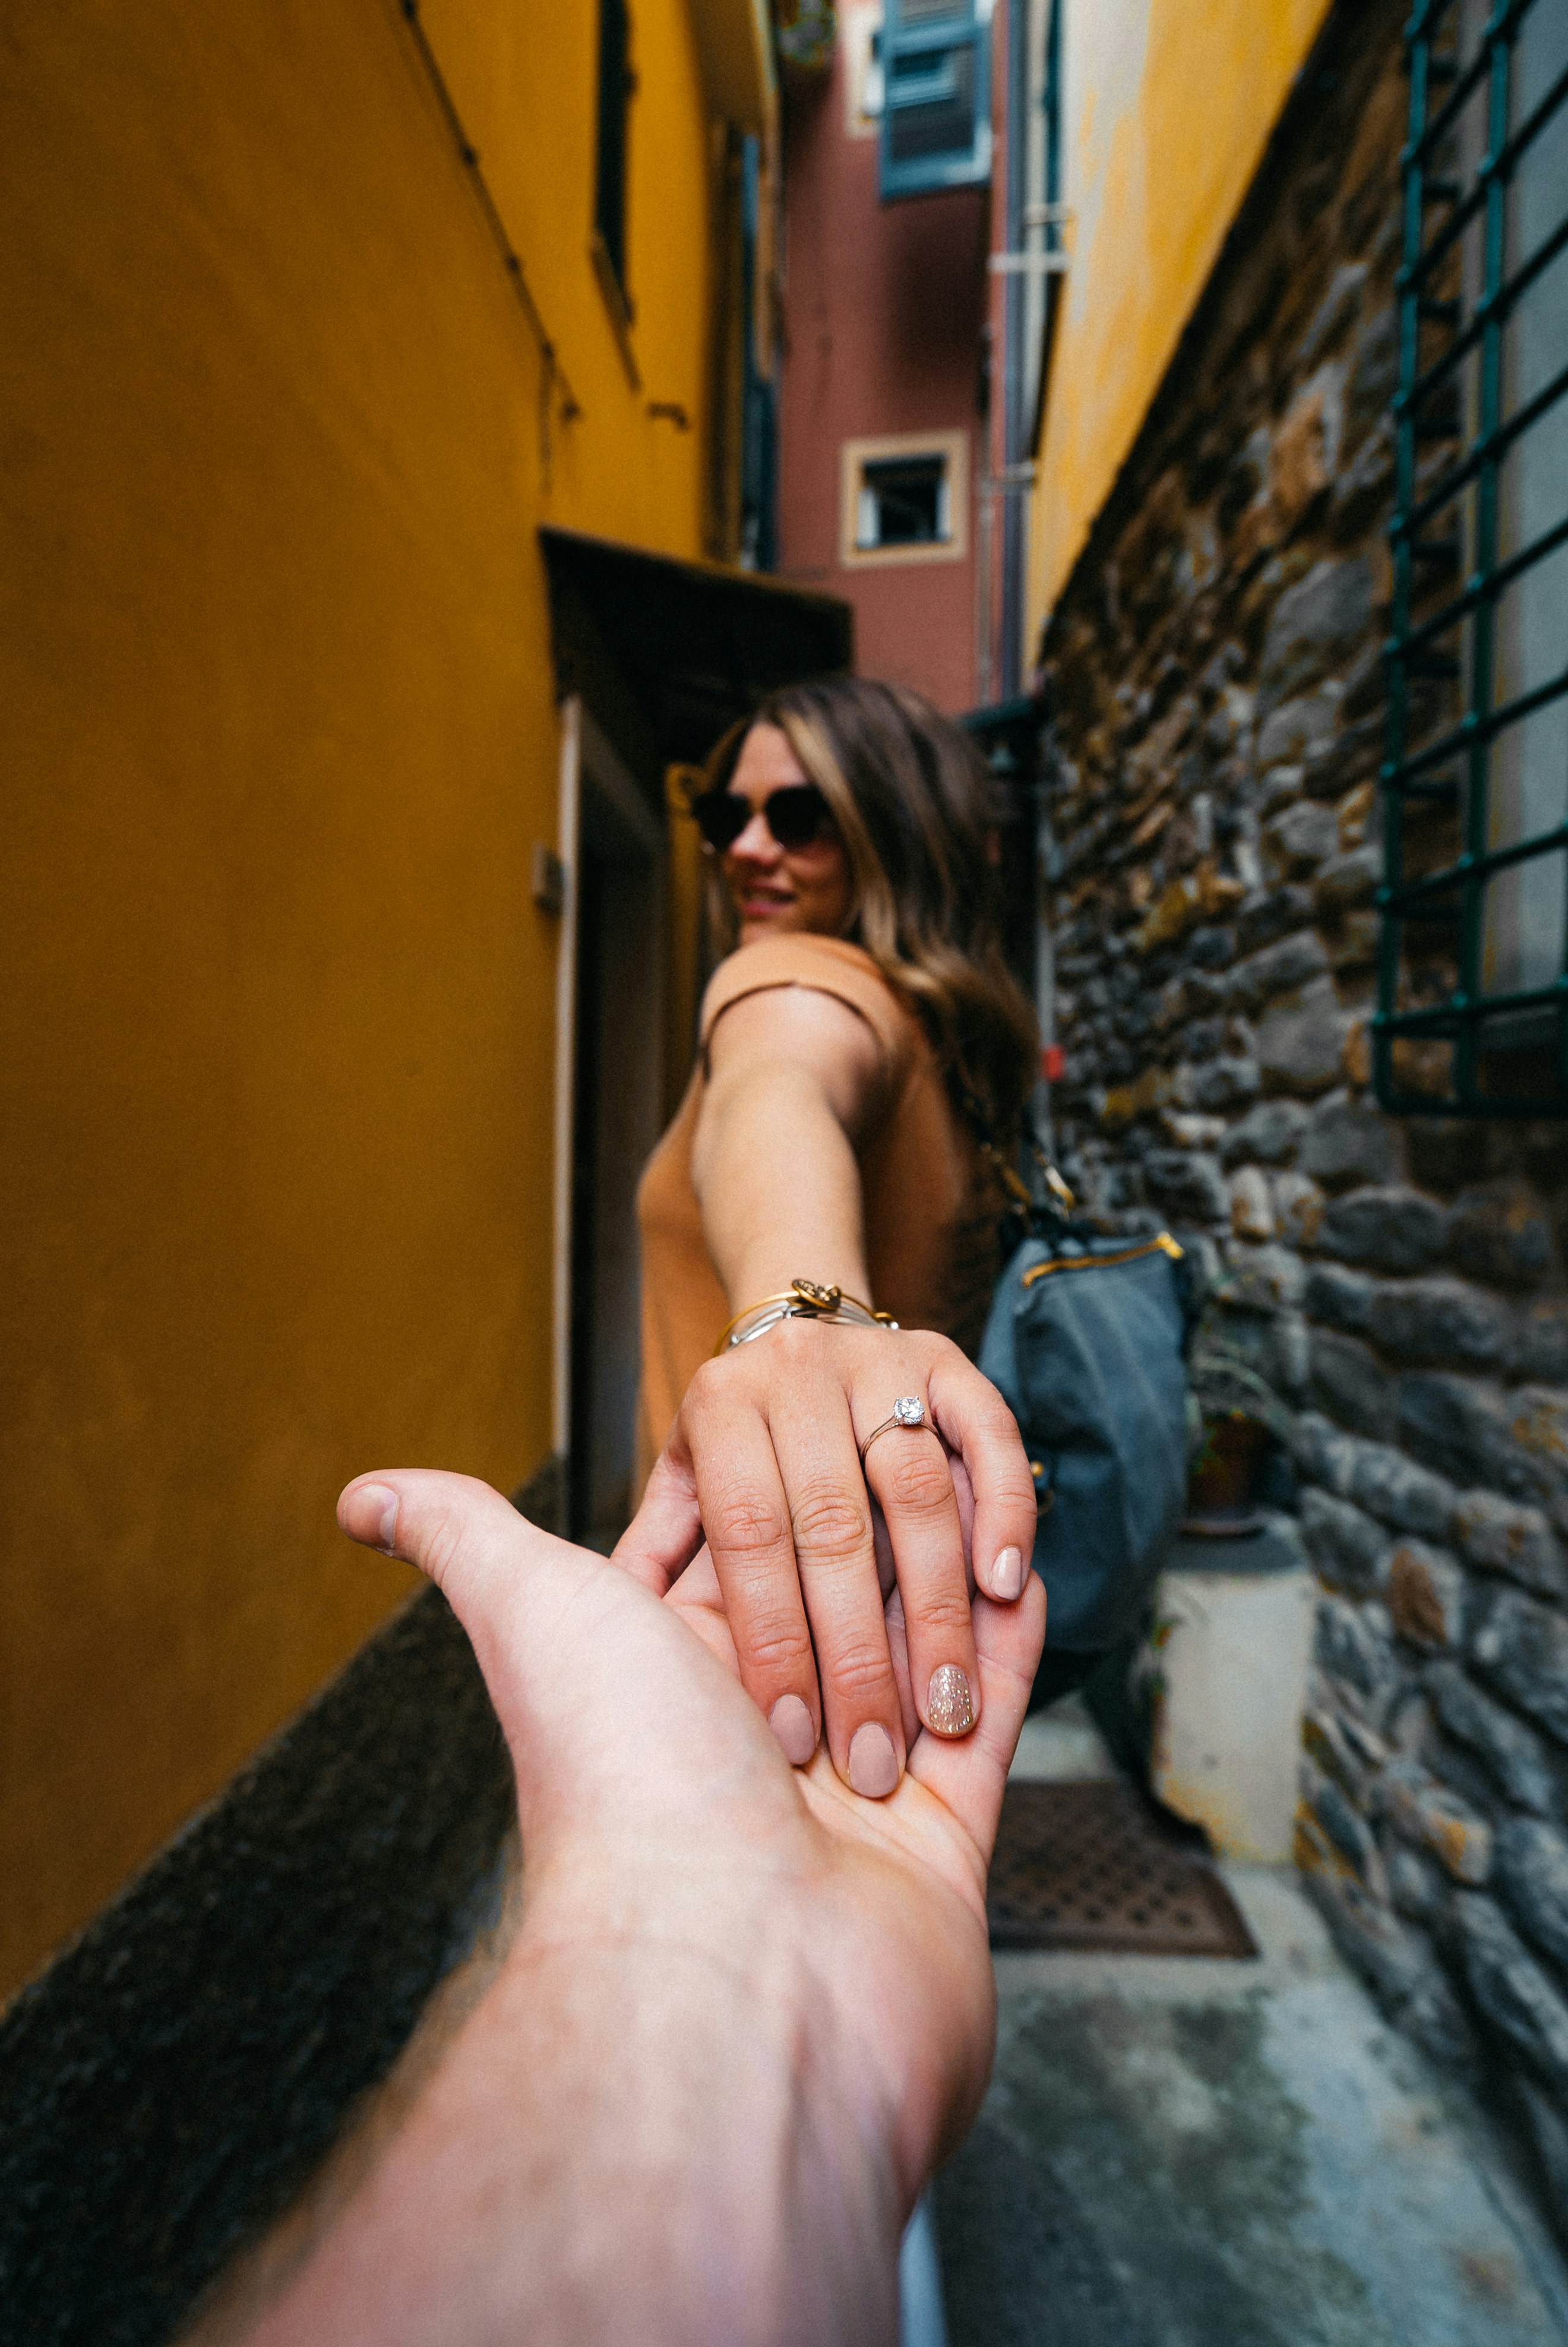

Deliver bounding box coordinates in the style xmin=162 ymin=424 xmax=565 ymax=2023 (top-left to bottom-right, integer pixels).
xmin=700 ymin=676 xmax=1039 ymax=1135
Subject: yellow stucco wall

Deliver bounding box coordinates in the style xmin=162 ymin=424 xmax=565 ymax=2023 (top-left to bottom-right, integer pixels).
xmin=0 ymin=0 xmax=735 ymax=1998
xmin=1027 ymin=0 xmax=1335 ymax=640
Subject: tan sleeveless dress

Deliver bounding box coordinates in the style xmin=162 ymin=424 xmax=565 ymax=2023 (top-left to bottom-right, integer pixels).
xmin=634 ymin=934 xmax=1000 ymax=1492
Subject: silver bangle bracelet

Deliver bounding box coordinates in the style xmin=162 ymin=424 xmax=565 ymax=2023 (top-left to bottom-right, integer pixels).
xmin=716 ymin=1277 xmax=899 ymax=1355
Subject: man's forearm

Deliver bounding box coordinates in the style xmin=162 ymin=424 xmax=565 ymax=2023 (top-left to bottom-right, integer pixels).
xmin=247 ymin=1925 xmax=903 ymax=2347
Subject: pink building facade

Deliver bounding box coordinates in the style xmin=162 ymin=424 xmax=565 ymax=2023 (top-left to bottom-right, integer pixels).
xmin=774 ymin=17 xmax=994 ymax=714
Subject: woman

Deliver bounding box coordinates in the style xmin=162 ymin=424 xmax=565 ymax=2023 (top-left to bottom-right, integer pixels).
xmin=620 ymin=678 xmax=1042 ymax=1799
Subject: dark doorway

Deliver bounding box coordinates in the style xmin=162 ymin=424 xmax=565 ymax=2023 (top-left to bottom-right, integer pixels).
xmin=568 ymin=725 xmax=664 ymax=1549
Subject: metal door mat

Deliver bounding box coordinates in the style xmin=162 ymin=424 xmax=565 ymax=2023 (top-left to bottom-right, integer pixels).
xmin=988 ymin=1780 xmax=1258 ymax=1957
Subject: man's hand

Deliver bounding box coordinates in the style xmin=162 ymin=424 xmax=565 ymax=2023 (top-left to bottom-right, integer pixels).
xmin=238 ymin=1469 xmax=1045 ymax=2347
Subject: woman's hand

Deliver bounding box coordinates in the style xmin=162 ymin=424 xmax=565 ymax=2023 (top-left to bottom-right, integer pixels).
xmin=615 ymin=1318 xmax=1040 ymax=1796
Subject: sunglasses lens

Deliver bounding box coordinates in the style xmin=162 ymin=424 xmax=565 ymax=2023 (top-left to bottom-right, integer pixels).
xmin=690 ymin=789 xmax=748 ymax=851
xmin=691 ymin=782 xmax=829 ymax=852
xmin=766 ymin=786 xmax=829 ymax=849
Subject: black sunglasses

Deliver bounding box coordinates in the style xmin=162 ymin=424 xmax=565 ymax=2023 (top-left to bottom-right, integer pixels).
xmin=690 ymin=782 xmax=832 ymax=853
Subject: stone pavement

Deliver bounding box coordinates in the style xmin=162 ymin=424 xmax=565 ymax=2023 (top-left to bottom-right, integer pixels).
xmin=931 ymin=1703 xmax=1568 ymax=2347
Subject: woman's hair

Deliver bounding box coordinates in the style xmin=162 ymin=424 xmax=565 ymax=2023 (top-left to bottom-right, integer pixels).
xmin=699 ymin=675 xmax=1039 ymax=1135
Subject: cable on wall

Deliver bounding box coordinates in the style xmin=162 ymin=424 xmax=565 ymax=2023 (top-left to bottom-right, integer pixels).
xmin=397 ymin=0 xmax=583 ymax=461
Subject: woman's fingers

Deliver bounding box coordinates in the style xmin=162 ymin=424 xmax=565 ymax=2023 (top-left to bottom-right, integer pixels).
xmin=674 ymin=1357 xmax=828 ymax=1770
xmin=860 ymin=1416 xmax=981 ymax=1745
xmin=907 ymin=1570 xmax=1047 ymax=1865
xmin=766 ymin=1373 xmax=907 ymax=1796
xmin=610 ymin=1445 xmax=706 ymax=1597
xmin=927 ymin=1348 xmax=1039 ymax=1605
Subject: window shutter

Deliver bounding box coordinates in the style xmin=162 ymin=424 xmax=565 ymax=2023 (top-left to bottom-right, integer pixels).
xmin=878 ymin=0 xmax=992 ymax=203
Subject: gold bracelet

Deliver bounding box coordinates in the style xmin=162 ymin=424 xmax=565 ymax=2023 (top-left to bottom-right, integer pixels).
xmin=715 ymin=1276 xmax=898 ymax=1356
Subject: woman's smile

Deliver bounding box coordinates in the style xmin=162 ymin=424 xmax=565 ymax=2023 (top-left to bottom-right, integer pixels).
xmin=722 ymin=723 xmax=854 ymax=942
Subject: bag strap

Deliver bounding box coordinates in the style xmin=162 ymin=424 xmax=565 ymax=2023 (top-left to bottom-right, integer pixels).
xmin=953 ymin=1076 xmax=1080 ymax=1248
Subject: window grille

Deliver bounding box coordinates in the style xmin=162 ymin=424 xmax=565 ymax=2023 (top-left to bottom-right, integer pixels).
xmin=1377 ymin=0 xmax=1568 ymax=1116
xmin=878 ymin=0 xmax=992 ymax=202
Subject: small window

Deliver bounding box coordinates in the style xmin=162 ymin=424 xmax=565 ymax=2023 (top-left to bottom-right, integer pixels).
xmin=843 ymin=1 xmax=886 ymax=138
xmin=840 ymin=431 xmax=969 ymax=567
xmin=880 ymin=0 xmax=992 ymax=202
xmin=593 ymin=0 xmax=633 ymax=323
xmin=858 ymin=454 xmax=949 ymax=548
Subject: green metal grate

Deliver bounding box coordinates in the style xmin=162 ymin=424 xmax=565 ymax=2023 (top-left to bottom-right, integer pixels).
xmin=1377 ymin=0 xmax=1568 ymax=1116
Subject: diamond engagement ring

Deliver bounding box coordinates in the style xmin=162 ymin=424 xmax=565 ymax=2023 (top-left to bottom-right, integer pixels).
xmin=859 ymin=1395 xmax=941 ymax=1465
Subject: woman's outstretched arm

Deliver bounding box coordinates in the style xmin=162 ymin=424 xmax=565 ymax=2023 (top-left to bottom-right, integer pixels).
xmin=628 ymin=984 xmax=1039 ymax=1800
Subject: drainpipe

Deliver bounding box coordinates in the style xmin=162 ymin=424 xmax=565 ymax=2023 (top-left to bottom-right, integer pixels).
xmin=997 ymin=0 xmax=1028 ymax=699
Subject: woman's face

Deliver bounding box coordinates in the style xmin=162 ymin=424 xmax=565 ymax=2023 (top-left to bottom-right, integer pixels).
xmin=722 ymin=723 xmax=855 ymax=945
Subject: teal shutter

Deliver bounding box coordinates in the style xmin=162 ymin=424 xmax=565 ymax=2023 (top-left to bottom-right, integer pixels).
xmin=879 ymin=0 xmax=992 ymax=203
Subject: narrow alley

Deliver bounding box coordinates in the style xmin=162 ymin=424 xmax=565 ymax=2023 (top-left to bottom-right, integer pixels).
xmin=3 ymin=0 xmax=1567 ymax=2340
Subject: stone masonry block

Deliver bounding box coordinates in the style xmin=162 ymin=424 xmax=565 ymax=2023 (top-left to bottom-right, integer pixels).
xmin=1263 ymin=799 xmax=1341 ymax=880
xmin=1298 ymin=1090 xmax=1402 ymax=1191
xmin=1386 ymin=1538 xmax=1466 ymax=1651
xmin=1301 ymin=1760 xmax=1383 ymax=1884
xmin=1386 ymin=1840 xmax=1452 ymax=1928
xmin=1190 ymin=1054 xmax=1262 ymax=1111
xmin=1188 ymin=925 xmax=1235 ymax=969
xmin=1448 ymin=1178 xmax=1556 ymax=1292
xmin=1471 ymin=1585 xmax=1568 ymax=1745
xmin=1396 ymin=1372 xmax=1516 ymax=1492
xmin=1520 ymin=1300 xmax=1568 ymax=1387
xmin=1313 ymin=844 xmax=1382 ymax=913
xmin=1317 ymin=1186 xmax=1449 ymax=1276
xmin=1377 ymin=1757 xmax=1493 ymax=1884
xmin=1496 ymin=1818 xmax=1568 ymax=1977
xmin=1220 ymin=1097 xmax=1310 ymax=1168
xmin=1454 ymin=1892 xmax=1568 ymax=2097
xmin=1311 ymin=1328 xmax=1396 ymax=1440
xmin=1348 ymin=1444 xmax=1457 ymax=1541
xmin=1504 ymin=1390 xmax=1568 ymax=1534
xmin=1228 ymin=1165 xmax=1275 ymax=1240
xmin=1300 ymin=262 xmax=1369 ymax=372
xmin=1304 ymin=1260 xmax=1375 ymax=1334
xmin=1235 ymin=885 xmax=1315 ymax=955
xmin=1225 ymin=929 xmax=1329 ymax=1011
xmin=1327 ymin=909 xmax=1380 ymax=970
xmin=1316 ymin=1594 xmax=1400 ymax=1726
xmin=1302 ymin=1864 xmax=1478 ymax=2074
xmin=1258 ymin=976 xmax=1352 ymax=1096
xmin=1142 ymin=1149 xmax=1229 ymax=1225
xmin=1300 ymin=1487 xmax=1392 ymax=1595
xmin=1400 ymin=1380 xmax=1568 ymax=1531
xmin=1221 ymin=1242 xmax=1305 ymax=1312
xmin=1427 ymin=1661 xmax=1559 ymax=1817
xmin=1256 ymin=687 xmax=1342 ymax=771
xmin=1452 ymin=1491 xmax=1568 ymax=1601
xmin=1259 ymin=556 xmax=1377 ymax=708
xmin=1367 ymin=1276 xmax=1516 ymax=1371
xmin=1290 ymin=1409 xmax=1361 ymax=1497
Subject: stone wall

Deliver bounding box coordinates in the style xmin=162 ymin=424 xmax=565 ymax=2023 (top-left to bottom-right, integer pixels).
xmin=1034 ymin=0 xmax=1568 ymax=2223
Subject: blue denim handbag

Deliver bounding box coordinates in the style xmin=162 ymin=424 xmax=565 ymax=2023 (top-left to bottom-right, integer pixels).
xmin=976 ymin=1164 xmax=1197 ymax=1656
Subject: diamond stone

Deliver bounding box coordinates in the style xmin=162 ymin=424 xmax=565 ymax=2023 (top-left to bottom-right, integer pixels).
xmin=893 ymin=1396 xmax=925 ymax=1426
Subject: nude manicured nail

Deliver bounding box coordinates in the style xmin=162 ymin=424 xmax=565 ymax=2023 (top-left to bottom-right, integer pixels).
xmin=991 ymin=1545 xmax=1025 ymax=1600
xmin=847 ymin=1722 xmax=900 ymax=1799
xmin=927 ymin=1665 xmax=975 ymax=1737
xmin=343 ymin=1482 xmax=400 ymax=1553
xmin=769 ymin=1694 xmax=817 ymax=1767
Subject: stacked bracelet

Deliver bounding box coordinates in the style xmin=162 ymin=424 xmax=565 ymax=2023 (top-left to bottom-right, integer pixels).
xmin=715 ymin=1276 xmax=898 ymax=1355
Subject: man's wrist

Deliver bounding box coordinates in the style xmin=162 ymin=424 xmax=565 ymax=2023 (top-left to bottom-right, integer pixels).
xmin=506 ymin=1917 xmax=901 ymax=2344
